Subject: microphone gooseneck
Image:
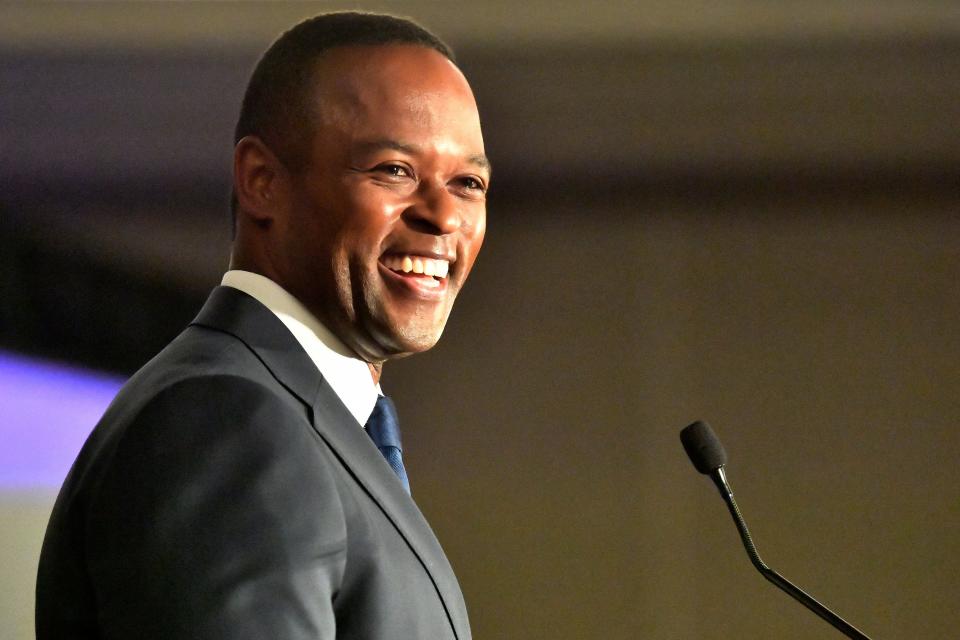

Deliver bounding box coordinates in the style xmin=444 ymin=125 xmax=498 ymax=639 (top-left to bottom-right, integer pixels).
xmin=679 ymin=420 xmax=874 ymax=640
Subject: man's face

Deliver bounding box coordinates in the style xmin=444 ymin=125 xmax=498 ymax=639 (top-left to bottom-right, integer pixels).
xmin=273 ymin=44 xmax=488 ymax=363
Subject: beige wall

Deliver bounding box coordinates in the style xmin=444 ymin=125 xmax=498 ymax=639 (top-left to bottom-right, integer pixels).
xmin=1 ymin=496 xmax=53 ymax=638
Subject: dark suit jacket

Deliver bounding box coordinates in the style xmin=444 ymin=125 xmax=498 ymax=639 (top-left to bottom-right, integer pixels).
xmin=36 ymin=286 xmax=471 ymax=640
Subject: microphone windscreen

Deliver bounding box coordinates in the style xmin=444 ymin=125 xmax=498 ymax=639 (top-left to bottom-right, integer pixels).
xmin=680 ymin=420 xmax=728 ymax=474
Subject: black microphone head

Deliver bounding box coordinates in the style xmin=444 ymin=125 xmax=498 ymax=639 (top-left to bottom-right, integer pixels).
xmin=680 ymin=420 xmax=728 ymax=474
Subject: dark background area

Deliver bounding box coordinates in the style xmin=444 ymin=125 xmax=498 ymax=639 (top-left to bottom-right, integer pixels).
xmin=2 ymin=2 xmax=959 ymax=638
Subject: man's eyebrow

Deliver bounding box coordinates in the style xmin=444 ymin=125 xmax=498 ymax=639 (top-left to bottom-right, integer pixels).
xmin=354 ymin=139 xmax=420 ymax=156
xmin=467 ymin=153 xmax=492 ymax=174
xmin=353 ymin=139 xmax=492 ymax=174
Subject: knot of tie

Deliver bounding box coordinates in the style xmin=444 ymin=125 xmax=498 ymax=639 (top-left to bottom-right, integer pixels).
xmin=365 ymin=395 xmax=410 ymax=494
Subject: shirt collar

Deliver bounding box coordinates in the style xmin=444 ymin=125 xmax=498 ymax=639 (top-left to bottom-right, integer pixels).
xmin=221 ymin=270 xmax=380 ymax=427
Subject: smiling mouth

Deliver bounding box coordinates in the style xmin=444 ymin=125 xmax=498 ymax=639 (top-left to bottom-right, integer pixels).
xmin=381 ymin=254 xmax=450 ymax=280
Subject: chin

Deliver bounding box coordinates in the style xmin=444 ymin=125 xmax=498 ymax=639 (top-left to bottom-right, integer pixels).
xmin=369 ymin=321 xmax=446 ymax=360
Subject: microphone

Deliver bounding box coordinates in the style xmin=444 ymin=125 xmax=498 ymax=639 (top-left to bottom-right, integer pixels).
xmin=680 ymin=420 xmax=874 ymax=639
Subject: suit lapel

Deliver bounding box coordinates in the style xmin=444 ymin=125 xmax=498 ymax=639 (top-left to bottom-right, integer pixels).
xmin=310 ymin=384 xmax=469 ymax=639
xmin=191 ymin=286 xmax=469 ymax=639
xmin=191 ymin=286 xmax=322 ymax=406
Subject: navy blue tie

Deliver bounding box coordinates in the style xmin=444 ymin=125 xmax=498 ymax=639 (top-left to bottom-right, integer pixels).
xmin=365 ymin=395 xmax=410 ymax=494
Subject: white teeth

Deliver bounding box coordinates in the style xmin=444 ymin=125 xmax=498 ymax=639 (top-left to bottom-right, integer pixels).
xmin=384 ymin=254 xmax=451 ymax=279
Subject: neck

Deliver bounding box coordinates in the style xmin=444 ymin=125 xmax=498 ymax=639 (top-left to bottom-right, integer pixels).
xmin=229 ymin=252 xmax=387 ymax=386
xmin=368 ymin=361 xmax=383 ymax=385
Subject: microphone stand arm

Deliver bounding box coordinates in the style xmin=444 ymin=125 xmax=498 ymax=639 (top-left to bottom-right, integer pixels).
xmin=710 ymin=467 xmax=874 ymax=640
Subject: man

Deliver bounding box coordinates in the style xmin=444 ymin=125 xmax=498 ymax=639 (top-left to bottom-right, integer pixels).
xmin=36 ymin=12 xmax=489 ymax=639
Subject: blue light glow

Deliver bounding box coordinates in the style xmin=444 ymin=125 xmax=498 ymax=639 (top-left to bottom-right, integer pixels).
xmin=0 ymin=351 xmax=123 ymax=490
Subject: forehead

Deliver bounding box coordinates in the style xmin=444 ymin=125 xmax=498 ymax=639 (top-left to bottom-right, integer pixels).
xmin=307 ymin=44 xmax=483 ymax=145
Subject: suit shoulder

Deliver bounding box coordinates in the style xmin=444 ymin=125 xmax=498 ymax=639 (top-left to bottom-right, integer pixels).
xmin=133 ymin=323 xmax=273 ymax=386
xmin=64 ymin=336 xmax=322 ymax=520
xmin=96 ymin=323 xmax=295 ymax=440
xmin=90 ymin=372 xmax=312 ymax=482
xmin=91 ymin=372 xmax=332 ymax=498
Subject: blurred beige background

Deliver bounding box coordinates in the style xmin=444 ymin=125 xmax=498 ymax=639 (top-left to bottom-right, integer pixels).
xmin=2 ymin=2 xmax=959 ymax=638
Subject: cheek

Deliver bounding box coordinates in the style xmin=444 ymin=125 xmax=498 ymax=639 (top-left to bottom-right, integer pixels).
xmin=342 ymin=193 xmax=405 ymax=252
xmin=461 ymin=209 xmax=487 ymax=264
xmin=471 ymin=212 xmax=487 ymax=248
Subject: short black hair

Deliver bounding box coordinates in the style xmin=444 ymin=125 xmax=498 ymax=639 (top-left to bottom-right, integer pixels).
xmin=231 ymin=11 xmax=455 ymax=225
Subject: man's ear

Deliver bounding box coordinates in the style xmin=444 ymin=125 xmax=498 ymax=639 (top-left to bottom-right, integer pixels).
xmin=233 ymin=136 xmax=288 ymax=226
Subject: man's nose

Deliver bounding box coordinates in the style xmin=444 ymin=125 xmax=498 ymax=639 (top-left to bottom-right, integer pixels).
xmin=403 ymin=183 xmax=461 ymax=235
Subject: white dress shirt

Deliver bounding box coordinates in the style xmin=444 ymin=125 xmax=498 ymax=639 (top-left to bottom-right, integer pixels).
xmin=221 ymin=270 xmax=380 ymax=427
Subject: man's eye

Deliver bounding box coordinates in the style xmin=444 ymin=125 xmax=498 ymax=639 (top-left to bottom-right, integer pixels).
xmin=376 ymin=164 xmax=410 ymax=178
xmin=461 ymin=176 xmax=486 ymax=192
